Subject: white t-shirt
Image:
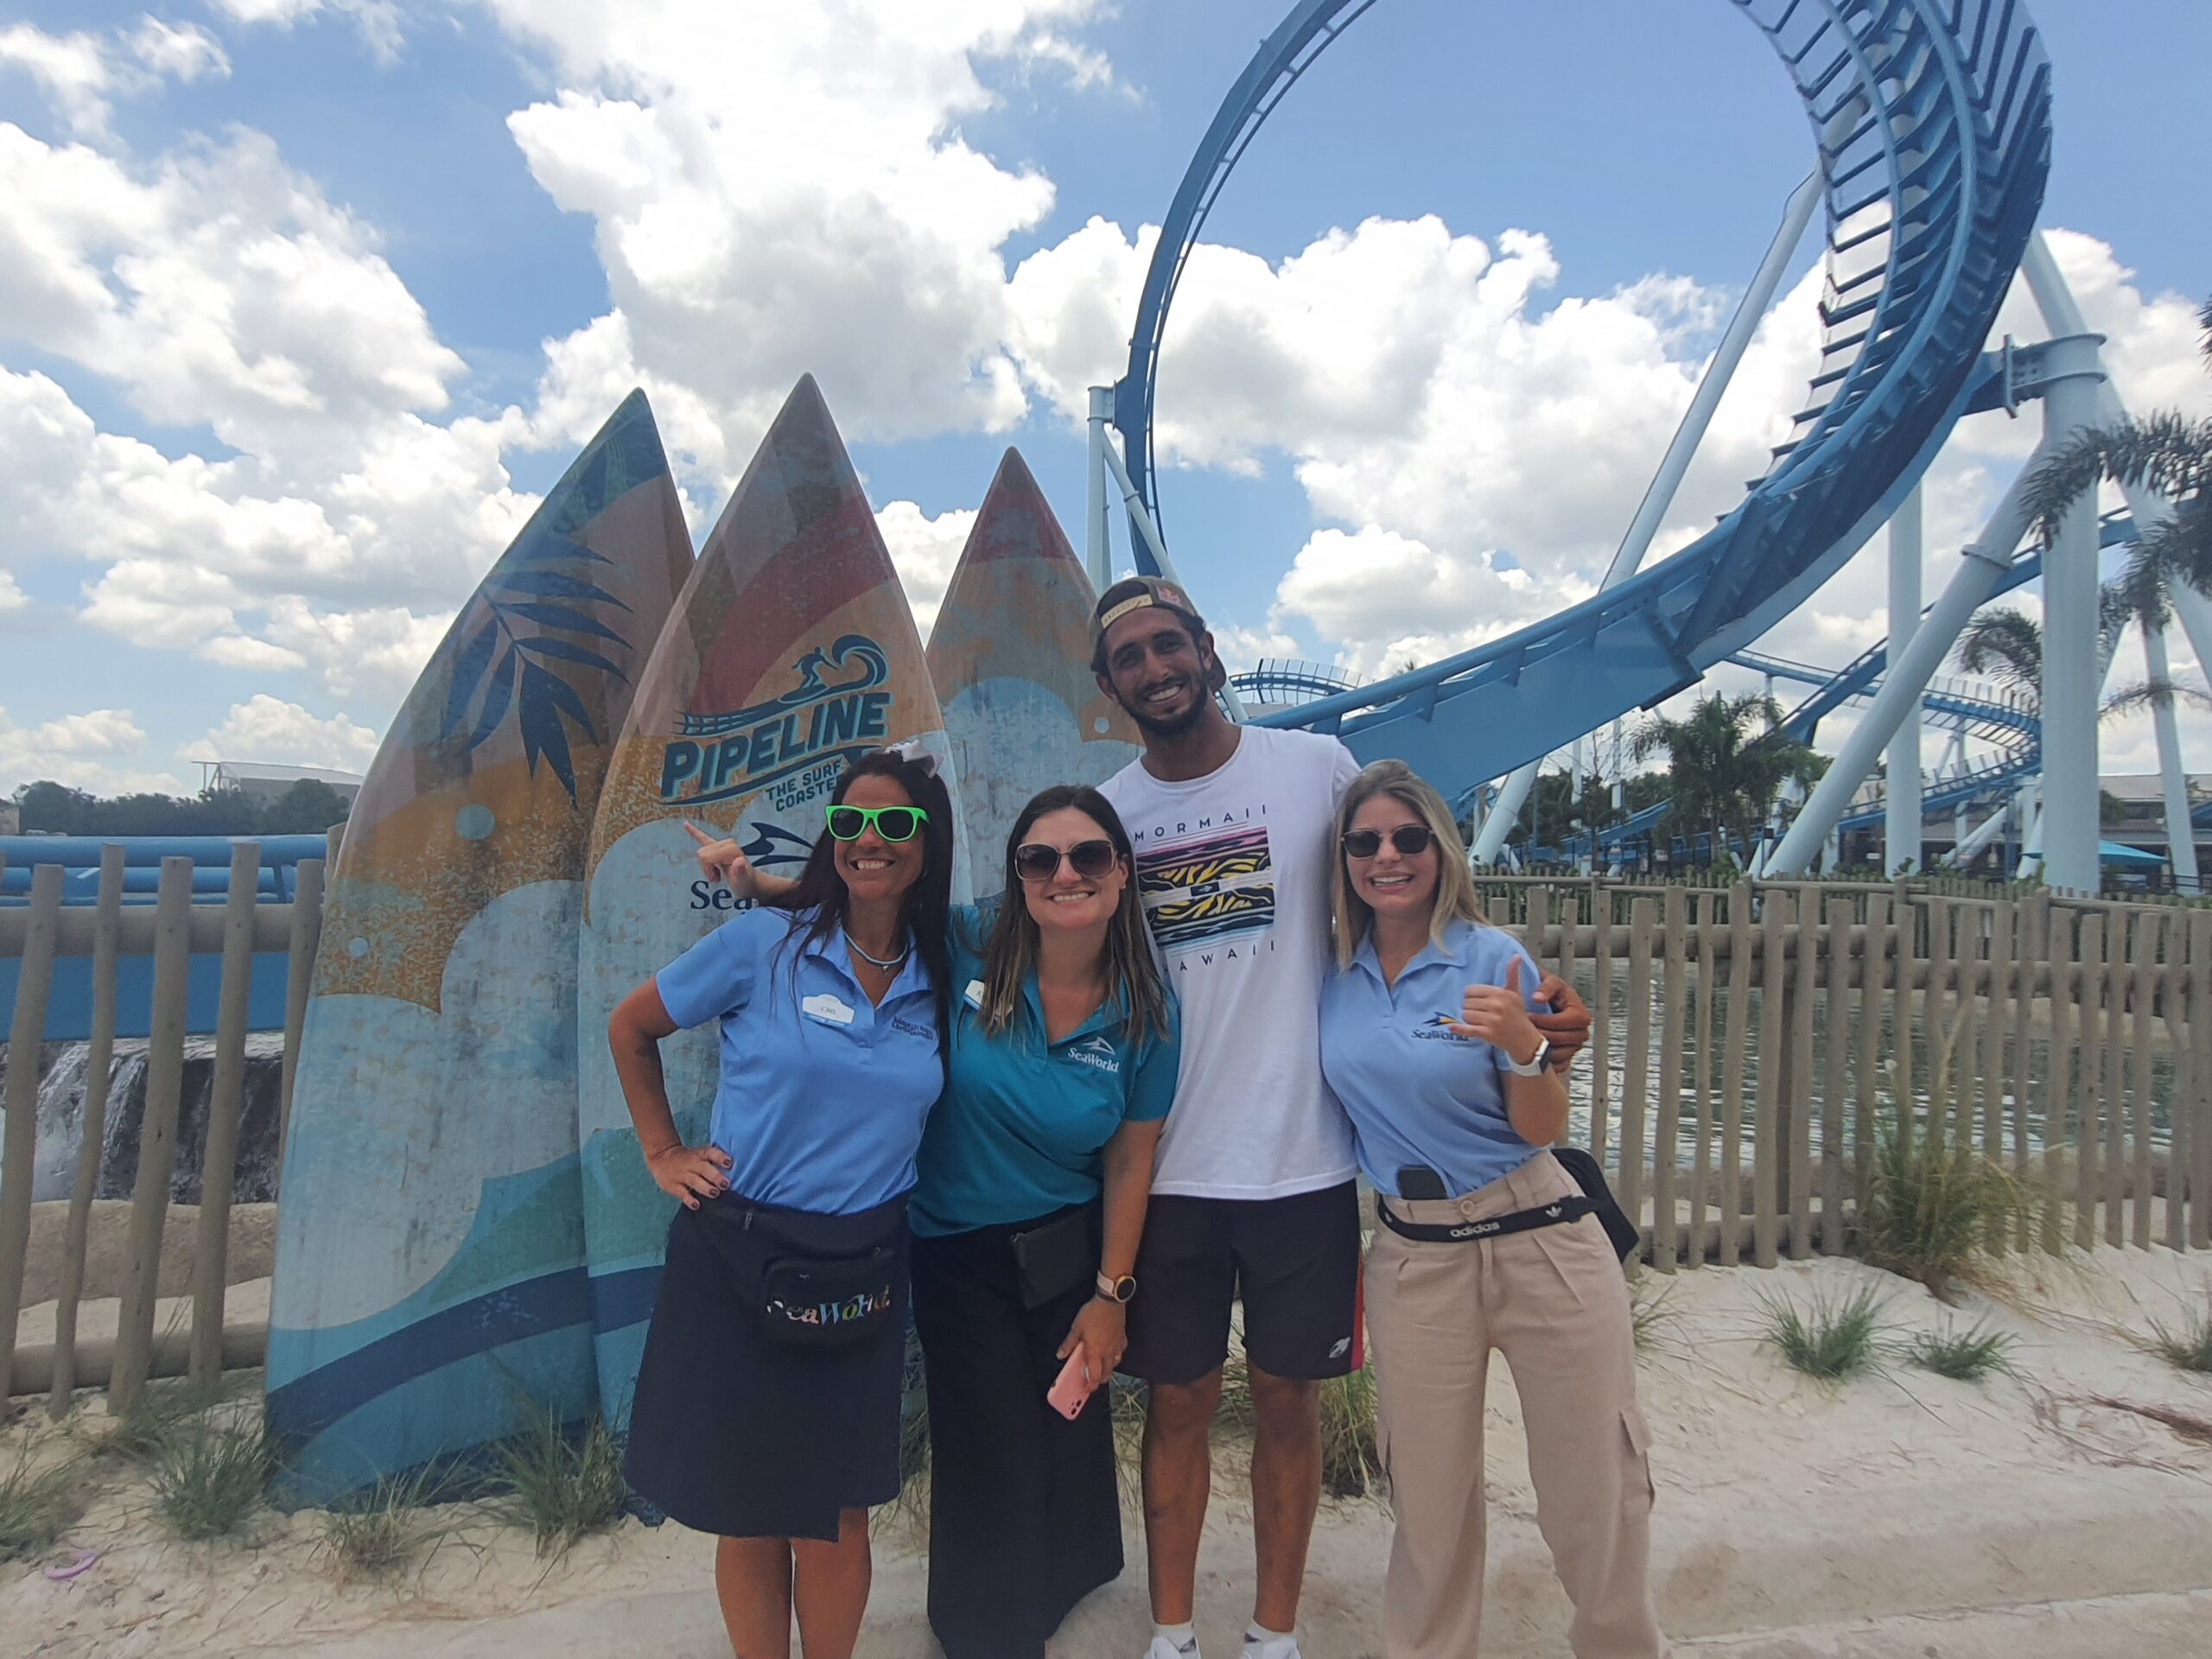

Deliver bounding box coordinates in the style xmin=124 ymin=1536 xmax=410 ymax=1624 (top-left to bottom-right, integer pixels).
xmin=1099 ymin=726 xmax=1363 ymax=1199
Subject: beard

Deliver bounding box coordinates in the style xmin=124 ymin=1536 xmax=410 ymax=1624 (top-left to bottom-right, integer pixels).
xmin=1124 ymin=683 xmax=1211 ymax=739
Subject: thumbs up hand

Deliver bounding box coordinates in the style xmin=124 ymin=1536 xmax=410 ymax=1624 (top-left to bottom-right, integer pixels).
xmin=1449 ymin=956 xmax=1547 ymax=1070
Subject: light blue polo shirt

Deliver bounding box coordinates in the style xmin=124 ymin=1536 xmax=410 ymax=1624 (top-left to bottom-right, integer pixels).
xmin=655 ymin=905 xmax=942 ymax=1215
xmin=911 ymin=904 xmax=1179 ymax=1237
xmin=1318 ymin=917 xmax=1548 ymax=1200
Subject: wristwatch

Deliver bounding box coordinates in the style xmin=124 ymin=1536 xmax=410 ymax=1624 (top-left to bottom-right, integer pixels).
xmin=1503 ymin=1036 xmax=1552 ymax=1077
xmin=1095 ymin=1270 xmax=1137 ymax=1304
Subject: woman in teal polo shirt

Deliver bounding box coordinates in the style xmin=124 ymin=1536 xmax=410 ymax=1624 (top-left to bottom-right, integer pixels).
xmin=910 ymin=782 xmax=1178 ymax=1659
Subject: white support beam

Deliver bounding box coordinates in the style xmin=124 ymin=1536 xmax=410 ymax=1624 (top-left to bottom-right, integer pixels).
xmin=1885 ymin=486 xmax=1924 ymax=874
xmin=1085 ymin=386 xmax=1115 ymax=594
xmin=1768 ymin=453 xmax=2054 ymax=875
xmin=2037 ymin=334 xmax=2108 ymax=893
xmin=2143 ymin=620 xmax=2201 ymax=893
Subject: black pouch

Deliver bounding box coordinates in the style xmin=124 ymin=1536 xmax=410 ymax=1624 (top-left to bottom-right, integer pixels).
xmin=759 ymin=1247 xmax=901 ymax=1349
xmin=1008 ymin=1206 xmax=1096 ymax=1309
xmin=1552 ymin=1146 xmax=1641 ymax=1262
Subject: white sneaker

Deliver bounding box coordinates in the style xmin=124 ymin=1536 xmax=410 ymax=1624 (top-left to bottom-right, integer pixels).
xmin=1241 ymin=1637 xmax=1300 ymax=1659
xmin=1147 ymin=1639 xmax=1199 ymax=1659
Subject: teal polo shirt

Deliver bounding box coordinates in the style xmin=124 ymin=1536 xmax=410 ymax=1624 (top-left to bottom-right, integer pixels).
xmin=911 ymin=904 xmax=1180 ymax=1237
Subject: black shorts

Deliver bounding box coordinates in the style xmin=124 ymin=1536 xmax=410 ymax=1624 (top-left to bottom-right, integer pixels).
xmin=1120 ymin=1179 xmax=1361 ymax=1387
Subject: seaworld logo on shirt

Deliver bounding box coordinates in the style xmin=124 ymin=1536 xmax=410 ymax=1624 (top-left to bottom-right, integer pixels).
xmin=1414 ymin=1014 xmax=1472 ymax=1043
xmin=658 ymin=633 xmax=895 ymax=806
xmin=1063 ymin=1034 xmax=1121 ymax=1076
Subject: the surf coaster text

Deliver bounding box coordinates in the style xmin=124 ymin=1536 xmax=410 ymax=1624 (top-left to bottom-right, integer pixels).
xmin=658 ymin=633 xmax=897 ymax=806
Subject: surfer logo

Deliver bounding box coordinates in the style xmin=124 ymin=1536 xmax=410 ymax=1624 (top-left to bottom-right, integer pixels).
xmin=658 ymin=634 xmax=895 ymax=807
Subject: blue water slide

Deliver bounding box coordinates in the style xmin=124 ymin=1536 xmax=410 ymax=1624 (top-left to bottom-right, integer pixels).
xmin=1117 ymin=0 xmax=2053 ymax=806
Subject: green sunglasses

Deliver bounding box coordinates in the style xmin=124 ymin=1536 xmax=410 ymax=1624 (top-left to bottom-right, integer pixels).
xmin=824 ymin=803 xmax=931 ymax=842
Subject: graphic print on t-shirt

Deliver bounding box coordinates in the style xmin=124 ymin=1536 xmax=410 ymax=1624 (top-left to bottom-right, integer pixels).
xmin=1133 ymin=819 xmax=1275 ymax=953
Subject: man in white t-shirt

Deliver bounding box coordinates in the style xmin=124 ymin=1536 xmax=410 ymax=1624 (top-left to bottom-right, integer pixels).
xmin=1090 ymin=577 xmax=1592 ymax=1659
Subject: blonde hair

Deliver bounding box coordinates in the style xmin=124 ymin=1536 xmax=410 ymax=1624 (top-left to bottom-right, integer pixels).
xmin=1330 ymin=760 xmax=1488 ymax=969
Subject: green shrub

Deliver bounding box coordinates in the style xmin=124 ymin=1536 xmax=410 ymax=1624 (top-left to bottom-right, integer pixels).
xmin=1907 ymin=1322 xmax=2020 ymax=1382
xmin=0 ymin=1446 xmax=79 ymax=1562
xmin=2146 ymin=1300 xmax=2212 ymax=1374
xmin=1758 ymin=1284 xmax=1889 ymax=1382
xmin=491 ymin=1409 xmax=626 ymax=1559
xmin=151 ymin=1416 xmax=272 ymax=1541
xmin=1854 ymin=1109 xmax=2040 ymax=1300
xmin=1318 ymin=1368 xmax=1380 ymax=1500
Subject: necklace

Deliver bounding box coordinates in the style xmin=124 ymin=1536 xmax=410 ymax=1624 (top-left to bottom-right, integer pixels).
xmin=848 ymin=931 xmax=911 ymax=970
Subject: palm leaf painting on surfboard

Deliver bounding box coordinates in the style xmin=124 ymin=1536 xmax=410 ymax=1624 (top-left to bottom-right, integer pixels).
xmin=577 ymin=373 xmax=961 ymax=1428
xmin=926 ymin=448 xmax=1139 ymax=899
xmin=267 ymin=392 xmax=694 ymax=1503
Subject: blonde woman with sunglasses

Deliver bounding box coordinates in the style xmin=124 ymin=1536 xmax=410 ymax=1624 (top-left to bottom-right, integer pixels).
xmin=1320 ymin=761 xmax=1668 ymax=1659
xmin=690 ymin=778 xmax=1179 ymax=1658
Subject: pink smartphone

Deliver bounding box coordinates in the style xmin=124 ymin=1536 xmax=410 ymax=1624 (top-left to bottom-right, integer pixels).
xmin=1048 ymin=1345 xmax=1096 ymax=1421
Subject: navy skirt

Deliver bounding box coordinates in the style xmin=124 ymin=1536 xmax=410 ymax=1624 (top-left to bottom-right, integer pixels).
xmin=622 ymin=1190 xmax=910 ymax=1541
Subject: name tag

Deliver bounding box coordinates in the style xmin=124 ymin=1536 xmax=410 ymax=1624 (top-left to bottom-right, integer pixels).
xmin=802 ymin=993 xmax=856 ymax=1027
xmin=963 ymin=979 xmax=985 ymax=1010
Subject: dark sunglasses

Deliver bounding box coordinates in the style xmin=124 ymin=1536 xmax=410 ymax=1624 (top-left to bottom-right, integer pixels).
xmin=1341 ymin=824 xmax=1433 ymax=859
xmin=1013 ymin=839 xmax=1119 ymax=883
xmin=825 ymin=804 xmax=929 ymax=842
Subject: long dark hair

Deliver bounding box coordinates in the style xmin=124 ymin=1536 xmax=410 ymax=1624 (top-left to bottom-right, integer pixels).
xmin=778 ymin=749 xmax=956 ymax=1071
xmin=974 ymin=785 xmax=1171 ymax=1048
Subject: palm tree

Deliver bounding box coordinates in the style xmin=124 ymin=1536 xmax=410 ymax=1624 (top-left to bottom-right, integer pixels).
xmin=2022 ymin=295 xmax=2212 ymax=620
xmin=1952 ymin=583 xmax=2138 ymax=710
xmin=1628 ymin=692 xmax=1827 ymax=859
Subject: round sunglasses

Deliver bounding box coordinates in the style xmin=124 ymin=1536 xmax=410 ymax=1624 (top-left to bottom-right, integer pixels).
xmin=1013 ymin=839 xmax=1119 ymax=883
xmin=825 ymin=804 xmax=930 ymax=842
xmin=1341 ymin=824 xmax=1433 ymax=860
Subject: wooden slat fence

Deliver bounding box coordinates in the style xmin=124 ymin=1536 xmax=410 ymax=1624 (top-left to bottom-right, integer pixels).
xmin=6 ymin=860 xmax=2212 ymax=1410
xmin=0 ymin=844 xmax=327 ymax=1406
xmin=1495 ymin=879 xmax=2212 ymax=1266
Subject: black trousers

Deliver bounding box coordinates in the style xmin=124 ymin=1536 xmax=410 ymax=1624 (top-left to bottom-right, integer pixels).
xmin=909 ymin=1206 xmax=1123 ymax=1659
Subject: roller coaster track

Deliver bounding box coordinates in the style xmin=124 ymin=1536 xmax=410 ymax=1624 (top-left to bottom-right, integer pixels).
xmin=1118 ymin=0 xmax=2053 ymax=809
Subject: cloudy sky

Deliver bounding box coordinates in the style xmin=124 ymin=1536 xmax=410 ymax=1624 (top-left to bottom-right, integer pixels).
xmin=1 ymin=0 xmax=2208 ymax=800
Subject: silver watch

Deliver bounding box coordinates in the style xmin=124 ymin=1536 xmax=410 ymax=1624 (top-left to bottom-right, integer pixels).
xmin=1503 ymin=1036 xmax=1552 ymax=1077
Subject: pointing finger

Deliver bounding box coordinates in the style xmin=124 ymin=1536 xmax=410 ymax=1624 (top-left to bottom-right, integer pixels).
xmin=683 ymin=821 xmax=714 ymax=846
xmin=1505 ymin=957 xmax=1523 ymax=995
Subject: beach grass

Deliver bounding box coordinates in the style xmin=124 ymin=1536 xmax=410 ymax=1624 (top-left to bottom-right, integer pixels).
xmin=491 ymin=1408 xmax=626 ymax=1560
xmin=318 ymin=1465 xmax=472 ymax=1582
xmin=1318 ymin=1367 xmax=1381 ymax=1499
xmin=2145 ymin=1299 xmax=2212 ymax=1374
xmin=150 ymin=1414 xmax=273 ymax=1541
xmin=1758 ymin=1283 xmax=1889 ymax=1382
xmin=1853 ymin=1108 xmax=2040 ymax=1300
xmin=1906 ymin=1321 xmax=2021 ymax=1382
xmin=0 ymin=1443 xmax=79 ymax=1563
xmin=96 ymin=1382 xmax=207 ymax=1463
xmin=1630 ymin=1268 xmax=1679 ymax=1353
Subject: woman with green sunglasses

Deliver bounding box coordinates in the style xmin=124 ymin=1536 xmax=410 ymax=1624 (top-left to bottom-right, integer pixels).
xmin=688 ymin=779 xmax=1181 ymax=1658
xmin=607 ymin=748 xmax=957 ymax=1659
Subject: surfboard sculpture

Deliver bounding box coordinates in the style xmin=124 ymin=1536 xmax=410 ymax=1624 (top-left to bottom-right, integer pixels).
xmin=576 ymin=374 xmax=960 ymax=1427
xmin=266 ymin=392 xmax=695 ymax=1503
xmin=926 ymin=448 xmax=1139 ymax=899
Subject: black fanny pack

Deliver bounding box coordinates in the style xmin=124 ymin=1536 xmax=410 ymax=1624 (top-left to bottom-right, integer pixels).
xmin=694 ymin=1198 xmax=906 ymax=1351
xmin=760 ymin=1249 xmax=901 ymax=1349
xmin=1376 ymin=1147 xmax=1638 ymax=1262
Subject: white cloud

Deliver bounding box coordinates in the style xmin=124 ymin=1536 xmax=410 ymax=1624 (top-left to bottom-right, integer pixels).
xmin=875 ymin=502 xmax=977 ymax=640
xmin=0 ymin=19 xmax=229 ymax=137
xmin=0 ymin=704 xmax=181 ymax=797
xmin=207 ymin=0 xmax=404 ymax=65
xmin=482 ymin=0 xmax=1116 ymax=473
xmin=198 ymin=694 xmax=383 ymax=772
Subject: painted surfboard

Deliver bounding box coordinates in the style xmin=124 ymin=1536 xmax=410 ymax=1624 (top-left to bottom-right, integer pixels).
xmin=266 ymin=392 xmax=695 ymax=1503
xmin=926 ymin=448 xmax=1140 ymax=899
xmin=576 ymin=373 xmax=961 ymax=1428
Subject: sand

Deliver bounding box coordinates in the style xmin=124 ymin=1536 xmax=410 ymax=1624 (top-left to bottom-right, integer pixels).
xmin=7 ymin=1249 xmax=2212 ymax=1658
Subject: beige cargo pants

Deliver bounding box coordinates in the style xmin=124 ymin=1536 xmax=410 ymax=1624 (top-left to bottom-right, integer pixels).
xmin=1363 ymin=1149 xmax=1669 ymax=1658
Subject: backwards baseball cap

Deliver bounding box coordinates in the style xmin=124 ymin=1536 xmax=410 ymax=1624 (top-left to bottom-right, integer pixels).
xmin=1090 ymin=575 xmax=1225 ymax=690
